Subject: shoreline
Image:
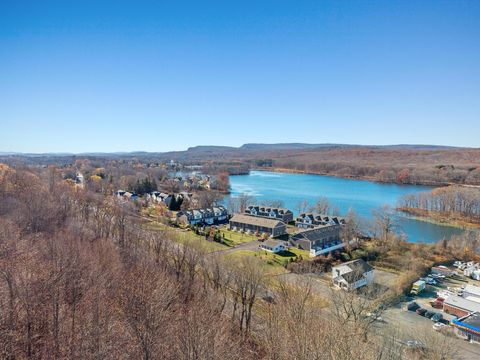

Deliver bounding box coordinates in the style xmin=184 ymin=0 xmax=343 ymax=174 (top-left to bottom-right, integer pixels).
xmin=248 ymin=167 xmax=447 ymax=187
xmin=244 ymin=167 xmax=480 ymax=189
xmin=397 ymin=207 xmax=480 ymax=231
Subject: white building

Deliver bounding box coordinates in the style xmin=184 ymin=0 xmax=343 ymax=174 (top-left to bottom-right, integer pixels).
xmin=259 ymin=239 xmax=286 ymax=253
xmin=332 ymin=259 xmax=374 ymax=291
xmin=463 ymin=284 xmax=480 ymax=304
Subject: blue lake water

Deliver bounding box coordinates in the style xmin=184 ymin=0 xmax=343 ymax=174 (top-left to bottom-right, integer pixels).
xmin=228 ymin=170 xmax=465 ymax=243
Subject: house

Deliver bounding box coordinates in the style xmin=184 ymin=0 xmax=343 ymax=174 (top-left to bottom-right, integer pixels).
xmin=463 ymin=284 xmax=480 ymax=304
xmin=443 ymin=296 xmax=480 ymax=318
xmin=452 ymin=312 xmax=480 ymax=344
xmin=472 ymin=270 xmax=480 ymax=281
xmin=332 ymin=259 xmax=374 ymax=291
xmin=115 ymin=190 xmax=138 ymax=201
xmin=177 ymin=206 xmax=229 ymax=226
xmin=259 ymin=239 xmax=286 ymax=253
xmin=148 ymin=191 xmax=170 ymax=204
xmin=148 ymin=192 xmax=190 ymax=211
xmin=245 ymin=205 xmax=294 ymax=223
xmin=229 ymin=214 xmax=287 ymax=237
xmin=295 ymin=213 xmax=346 ymax=229
xmin=290 ymin=225 xmax=345 ymax=257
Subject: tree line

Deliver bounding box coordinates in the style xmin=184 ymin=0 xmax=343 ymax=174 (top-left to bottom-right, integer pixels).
xmin=399 ymin=186 xmax=480 ymax=224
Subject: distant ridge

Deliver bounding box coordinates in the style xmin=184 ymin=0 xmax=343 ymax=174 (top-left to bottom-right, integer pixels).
xmin=0 ymin=143 xmax=473 ymax=157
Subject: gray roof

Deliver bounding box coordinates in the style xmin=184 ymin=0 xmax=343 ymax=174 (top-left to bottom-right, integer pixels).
xmin=458 ymin=312 xmax=480 ymax=330
xmin=343 ymin=259 xmax=373 ymax=273
xmin=297 ymin=213 xmax=346 ymax=224
xmin=291 ymin=225 xmax=339 ymax=242
xmin=333 ymin=259 xmax=373 ymax=284
xmin=445 ymin=295 xmax=480 ymax=313
xmin=262 ymin=239 xmax=285 ymax=248
xmin=230 ymin=214 xmax=285 ymax=228
xmin=246 ymin=205 xmax=292 ymax=214
xmin=464 ymin=285 xmax=480 ymax=297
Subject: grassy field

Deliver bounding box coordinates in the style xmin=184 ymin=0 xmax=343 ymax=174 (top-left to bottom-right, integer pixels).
xmin=175 ymin=231 xmax=229 ymax=252
xmin=223 ymin=246 xmax=311 ymax=274
xmin=224 ymin=250 xmax=289 ymax=275
xmin=145 ymin=221 xmax=230 ymax=253
xmin=218 ymin=227 xmax=259 ymax=246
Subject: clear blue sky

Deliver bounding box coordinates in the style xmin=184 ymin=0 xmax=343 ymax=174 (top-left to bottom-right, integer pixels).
xmin=1 ymin=0 xmax=479 ymax=153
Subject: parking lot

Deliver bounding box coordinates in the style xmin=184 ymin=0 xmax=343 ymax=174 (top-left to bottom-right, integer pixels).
xmin=379 ymin=302 xmax=480 ymax=360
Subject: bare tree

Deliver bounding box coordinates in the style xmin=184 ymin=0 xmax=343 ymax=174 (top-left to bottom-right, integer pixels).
xmin=230 ymin=257 xmax=266 ymax=333
xmin=196 ymin=190 xmax=222 ymax=208
xmin=371 ymin=205 xmax=399 ymax=246
xmin=296 ymin=200 xmax=309 ymax=214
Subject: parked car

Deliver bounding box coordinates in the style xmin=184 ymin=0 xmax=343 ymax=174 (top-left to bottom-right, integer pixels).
xmin=439 ymin=318 xmax=450 ymax=325
xmin=431 ymin=313 xmax=443 ymax=322
xmin=416 ymin=308 xmax=427 ymax=316
xmin=430 ymin=301 xmax=442 ymax=309
xmin=425 ymin=277 xmax=438 ymax=286
xmin=425 ymin=311 xmax=436 ymax=319
xmin=365 ymin=312 xmax=385 ymax=322
xmin=433 ymin=322 xmax=447 ymax=331
xmin=429 ymin=297 xmax=445 ymax=309
xmin=407 ymin=302 xmax=420 ymax=311
xmin=404 ymin=340 xmax=426 ymax=350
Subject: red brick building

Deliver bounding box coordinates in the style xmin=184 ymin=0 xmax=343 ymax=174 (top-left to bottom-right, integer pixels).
xmin=443 ymin=296 xmax=480 ymax=317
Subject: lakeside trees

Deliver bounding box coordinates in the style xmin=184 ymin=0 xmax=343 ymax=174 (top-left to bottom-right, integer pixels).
xmin=399 ymin=186 xmax=480 ymax=225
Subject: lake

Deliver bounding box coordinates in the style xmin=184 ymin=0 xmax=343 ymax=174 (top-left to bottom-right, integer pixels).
xmin=228 ymin=170 xmax=465 ymax=243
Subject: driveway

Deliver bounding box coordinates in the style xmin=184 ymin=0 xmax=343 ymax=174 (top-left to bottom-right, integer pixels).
xmin=211 ymin=239 xmax=264 ymax=254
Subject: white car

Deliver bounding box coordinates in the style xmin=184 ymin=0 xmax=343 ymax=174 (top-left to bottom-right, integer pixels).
xmin=404 ymin=340 xmax=426 ymax=349
xmin=365 ymin=312 xmax=385 ymax=322
xmin=433 ymin=322 xmax=447 ymax=331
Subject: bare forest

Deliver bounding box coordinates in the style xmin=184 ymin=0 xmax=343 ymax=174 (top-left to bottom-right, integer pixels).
xmin=399 ymin=186 xmax=480 ymax=226
xmin=0 ymin=163 xmax=465 ymax=359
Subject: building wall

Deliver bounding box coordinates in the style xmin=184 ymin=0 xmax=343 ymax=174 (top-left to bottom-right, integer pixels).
xmin=463 ymin=289 xmax=480 ymax=302
xmin=292 ymin=238 xmax=312 ymax=251
xmin=260 ymin=244 xmax=285 ymax=253
xmin=272 ymin=224 xmax=287 ymax=237
xmin=453 ymin=327 xmax=480 ymax=344
xmin=443 ymin=304 xmax=470 ymax=318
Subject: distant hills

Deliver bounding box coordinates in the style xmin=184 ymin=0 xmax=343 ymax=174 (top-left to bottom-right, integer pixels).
xmin=0 ymin=143 xmax=473 ymax=158
xmin=2 ymin=143 xmax=479 ymax=186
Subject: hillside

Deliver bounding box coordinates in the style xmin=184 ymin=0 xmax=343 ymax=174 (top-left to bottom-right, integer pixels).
xmin=1 ymin=143 xmax=479 ymax=185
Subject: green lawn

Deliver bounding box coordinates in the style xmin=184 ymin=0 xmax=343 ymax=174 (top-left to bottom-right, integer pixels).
xmin=287 ymin=247 xmax=311 ymax=259
xmin=224 ymin=246 xmax=310 ymax=274
xmin=257 ymin=249 xmax=300 ymax=267
xmin=175 ymin=231 xmax=229 ymax=253
xmin=145 ymin=221 xmax=230 ymax=253
xmin=223 ymin=250 xmax=289 ymax=275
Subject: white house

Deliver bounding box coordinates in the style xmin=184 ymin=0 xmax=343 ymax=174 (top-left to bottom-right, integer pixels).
xmin=115 ymin=190 xmax=138 ymax=201
xmin=332 ymin=259 xmax=374 ymax=291
xmin=472 ymin=270 xmax=480 ymax=281
xmin=464 ymin=266 xmax=477 ymax=278
xmin=259 ymin=239 xmax=286 ymax=253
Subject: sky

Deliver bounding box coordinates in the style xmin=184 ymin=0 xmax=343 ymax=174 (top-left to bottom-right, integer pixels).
xmin=1 ymin=0 xmax=479 ymax=153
